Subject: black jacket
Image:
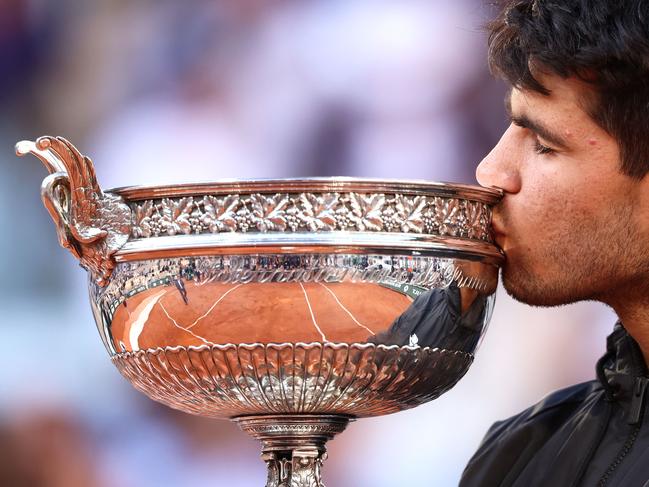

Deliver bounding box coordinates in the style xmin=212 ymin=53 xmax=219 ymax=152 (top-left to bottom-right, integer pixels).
xmin=461 ymin=325 xmax=649 ymax=487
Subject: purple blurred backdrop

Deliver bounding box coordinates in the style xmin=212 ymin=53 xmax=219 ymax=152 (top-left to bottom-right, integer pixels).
xmin=0 ymin=1 xmax=614 ymax=485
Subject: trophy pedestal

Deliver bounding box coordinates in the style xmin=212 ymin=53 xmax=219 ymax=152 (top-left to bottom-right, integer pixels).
xmin=235 ymin=414 xmax=352 ymax=487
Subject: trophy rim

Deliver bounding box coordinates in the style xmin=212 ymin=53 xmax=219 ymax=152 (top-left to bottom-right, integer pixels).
xmin=109 ymin=178 xmax=504 ymax=263
xmin=108 ymin=177 xmax=503 ymax=203
xmin=113 ymin=232 xmax=505 ymax=263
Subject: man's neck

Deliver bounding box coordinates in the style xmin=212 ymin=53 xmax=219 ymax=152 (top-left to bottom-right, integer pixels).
xmin=615 ymin=302 xmax=649 ymax=367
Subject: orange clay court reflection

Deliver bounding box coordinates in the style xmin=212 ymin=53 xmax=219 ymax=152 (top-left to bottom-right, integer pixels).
xmin=107 ymin=257 xmax=494 ymax=354
xmin=110 ymin=281 xmax=413 ymax=351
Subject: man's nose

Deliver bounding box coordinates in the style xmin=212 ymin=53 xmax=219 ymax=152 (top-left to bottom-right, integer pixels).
xmin=476 ymin=125 xmax=521 ymax=194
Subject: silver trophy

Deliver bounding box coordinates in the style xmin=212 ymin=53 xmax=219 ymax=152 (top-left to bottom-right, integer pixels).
xmin=17 ymin=135 xmax=502 ymax=486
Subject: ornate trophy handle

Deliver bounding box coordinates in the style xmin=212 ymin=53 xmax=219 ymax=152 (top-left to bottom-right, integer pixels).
xmin=15 ymin=136 xmax=131 ymax=286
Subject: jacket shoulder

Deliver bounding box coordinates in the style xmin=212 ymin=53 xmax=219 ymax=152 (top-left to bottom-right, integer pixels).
xmin=460 ymin=380 xmax=602 ymax=486
xmin=491 ymin=380 xmax=600 ymax=434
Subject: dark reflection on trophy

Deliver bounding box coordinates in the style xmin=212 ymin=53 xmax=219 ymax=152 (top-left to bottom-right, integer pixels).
xmin=370 ymin=261 xmax=492 ymax=353
xmin=17 ymin=135 xmax=502 ymax=487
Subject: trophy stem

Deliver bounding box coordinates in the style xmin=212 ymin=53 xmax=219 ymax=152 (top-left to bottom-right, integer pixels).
xmin=234 ymin=414 xmax=353 ymax=487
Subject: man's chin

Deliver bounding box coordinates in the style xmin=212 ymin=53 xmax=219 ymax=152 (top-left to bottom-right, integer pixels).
xmin=501 ymin=269 xmax=579 ymax=307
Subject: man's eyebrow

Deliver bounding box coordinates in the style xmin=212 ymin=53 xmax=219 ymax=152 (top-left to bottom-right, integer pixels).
xmin=504 ymin=94 xmax=569 ymax=149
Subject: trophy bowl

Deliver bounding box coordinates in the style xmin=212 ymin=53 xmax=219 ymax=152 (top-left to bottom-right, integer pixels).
xmin=17 ymin=135 xmax=503 ymax=486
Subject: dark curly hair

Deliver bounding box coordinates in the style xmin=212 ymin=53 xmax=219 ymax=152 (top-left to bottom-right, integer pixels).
xmin=488 ymin=0 xmax=649 ymax=178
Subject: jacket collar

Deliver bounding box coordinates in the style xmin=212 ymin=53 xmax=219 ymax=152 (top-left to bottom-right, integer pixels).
xmin=597 ymin=323 xmax=649 ymax=424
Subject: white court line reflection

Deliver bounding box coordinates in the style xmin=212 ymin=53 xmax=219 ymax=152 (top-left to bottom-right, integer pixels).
xmin=185 ymin=283 xmax=244 ymax=330
xmin=299 ymin=282 xmax=328 ymax=342
xmin=128 ymin=288 xmax=168 ymax=351
xmin=159 ymin=301 xmax=215 ymax=346
xmin=319 ymin=283 xmax=376 ymax=335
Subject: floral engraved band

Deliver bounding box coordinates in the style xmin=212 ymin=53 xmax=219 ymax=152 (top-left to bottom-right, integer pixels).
xmin=130 ymin=192 xmax=493 ymax=242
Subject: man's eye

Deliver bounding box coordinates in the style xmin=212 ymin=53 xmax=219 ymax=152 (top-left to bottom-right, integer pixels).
xmin=534 ymin=140 xmax=554 ymax=155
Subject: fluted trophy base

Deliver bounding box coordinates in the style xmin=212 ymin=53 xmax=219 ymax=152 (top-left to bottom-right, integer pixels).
xmin=235 ymin=414 xmax=352 ymax=487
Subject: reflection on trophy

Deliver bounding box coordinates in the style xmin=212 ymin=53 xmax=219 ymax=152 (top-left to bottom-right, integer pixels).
xmin=17 ymin=135 xmax=502 ymax=486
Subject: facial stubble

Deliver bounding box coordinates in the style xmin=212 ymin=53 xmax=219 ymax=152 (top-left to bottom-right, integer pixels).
xmin=500 ymin=200 xmax=649 ymax=308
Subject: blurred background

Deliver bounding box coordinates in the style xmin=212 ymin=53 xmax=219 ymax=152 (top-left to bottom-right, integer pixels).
xmin=0 ymin=0 xmax=615 ymax=485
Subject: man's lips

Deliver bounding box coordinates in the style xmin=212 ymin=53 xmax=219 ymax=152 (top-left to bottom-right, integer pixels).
xmin=493 ymin=232 xmax=505 ymax=247
xmin=491 ymin=219 xmax=506 ymax=238
xmin=490 ymin=219 xmax=507 ymax=249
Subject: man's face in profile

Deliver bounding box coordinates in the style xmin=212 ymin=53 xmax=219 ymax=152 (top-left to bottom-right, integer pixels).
xmin=477 ymin=73 xmax=649 ymax=308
